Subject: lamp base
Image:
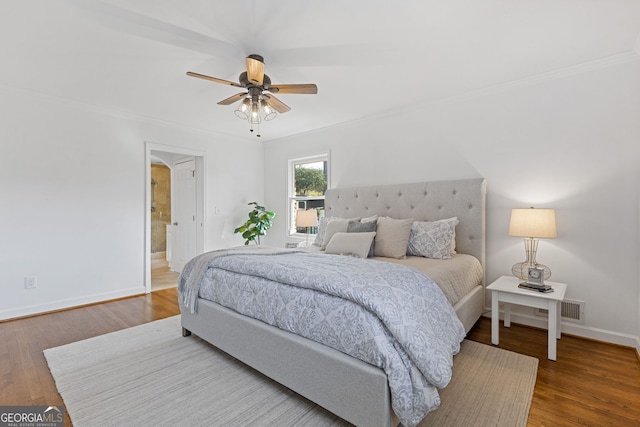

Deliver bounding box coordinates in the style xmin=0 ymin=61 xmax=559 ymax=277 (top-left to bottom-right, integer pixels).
xmin=512 ymin=237 xmax=552 ymax=281
xmin=512 ymin=262 xmax=551 ymax=281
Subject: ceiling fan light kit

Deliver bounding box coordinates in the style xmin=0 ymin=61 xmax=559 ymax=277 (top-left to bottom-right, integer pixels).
xmin=234 ymin=98 xmax=251 ymax=120
xmin=187 ymin=54 xmax=317 ymax=138
xmin=260 ymin=100 xmax=276 ymax=121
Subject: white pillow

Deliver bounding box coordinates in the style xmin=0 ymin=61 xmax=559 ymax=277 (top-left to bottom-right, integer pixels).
xmin=374 ymin=217 xmax=413 ymax=259
xmin=321 ymin=219 xmax=350 ymax=250
xmin=314 ymin=216 xmax=362 ymax=248
xmin=361 ymin=215 xmax=378 ymax=223
xmin=319 ymin=217 xmax=362 ymax=249
xmin=407 ymin=217 xmax=459 ymax=259
xmin=325 ymin=232 xmax=376 ymax=259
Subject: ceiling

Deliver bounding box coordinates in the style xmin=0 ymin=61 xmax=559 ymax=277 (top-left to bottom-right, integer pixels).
xmin=1 ymin=0 xmax=639 ymax=142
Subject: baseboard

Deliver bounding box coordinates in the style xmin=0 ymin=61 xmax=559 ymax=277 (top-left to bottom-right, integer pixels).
xmin=483 ymin=309 xmax=639 ymax=349
xmin=0 ymin=287 xmax=145 ymax=322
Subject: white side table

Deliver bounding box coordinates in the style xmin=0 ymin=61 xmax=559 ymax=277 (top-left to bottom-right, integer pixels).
xmin=487 ymin=275 xmax=567 ymax=361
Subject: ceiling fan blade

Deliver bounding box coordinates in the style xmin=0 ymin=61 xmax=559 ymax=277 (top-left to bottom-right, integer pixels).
xmin=67 ymin=0 xmax=239 ymax=59
xmin=269 ymin=84 xmax=318 ymax=95
xmin=217 ymin=92 xmax=247 ymax=105
xmin=263 ymin=94 xmax=291 ymax=113
xmin=186 ymin=71 xmax=243 ymax=87
xmin=246 ymin=55 xmax=264 ymax=86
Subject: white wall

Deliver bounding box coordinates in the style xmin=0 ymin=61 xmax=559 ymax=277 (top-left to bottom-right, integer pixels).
xmin=2 ymin=57 xmax=638 ymax=349
xmin=264 ymin=59 xmax=640 ymax=347
xmin=0 ymin=86 xmax=263 ymax=320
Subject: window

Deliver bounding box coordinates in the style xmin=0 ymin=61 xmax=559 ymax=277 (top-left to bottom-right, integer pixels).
xmin=288 ymin=154 xmax=329 ymax=236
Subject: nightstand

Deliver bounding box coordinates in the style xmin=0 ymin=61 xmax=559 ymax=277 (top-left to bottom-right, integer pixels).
xmin=487 ymin=275 xmax=567 ymax=361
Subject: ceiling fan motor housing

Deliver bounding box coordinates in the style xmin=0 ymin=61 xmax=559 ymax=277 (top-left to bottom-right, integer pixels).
xmin=248 ymin=87 xmax=262 ymax=103
xmin=239 ymin=72 xmax=271 ymax=90
xmin=247 ymin=54 xmax=264 ymax=63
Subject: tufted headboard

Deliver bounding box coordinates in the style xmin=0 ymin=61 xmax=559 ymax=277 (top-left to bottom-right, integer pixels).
xmin=324 ymin=178 xmax=487 ymax=277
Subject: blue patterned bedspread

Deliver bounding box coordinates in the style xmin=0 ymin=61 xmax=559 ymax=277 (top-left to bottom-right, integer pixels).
xmin=179 ymin=247 xmax=465 ymax=427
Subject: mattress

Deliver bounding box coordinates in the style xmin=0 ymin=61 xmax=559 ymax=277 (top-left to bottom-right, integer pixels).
xmin=372 ymin=254 xmax=483 ymax=306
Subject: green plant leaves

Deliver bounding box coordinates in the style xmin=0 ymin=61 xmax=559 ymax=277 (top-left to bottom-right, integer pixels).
xmin=234 ymin=202 xmax=276 ymax=245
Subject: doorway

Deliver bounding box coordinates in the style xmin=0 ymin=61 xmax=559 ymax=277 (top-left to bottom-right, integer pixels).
xmin=150 ymin=162 xmax=177 ymax=291
xmin=145 ymin=142 xmax=206 ymax=293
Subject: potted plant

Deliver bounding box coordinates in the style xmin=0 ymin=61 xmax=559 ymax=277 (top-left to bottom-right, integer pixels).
xmin=234 ymin=202 xmax=276 ymax=245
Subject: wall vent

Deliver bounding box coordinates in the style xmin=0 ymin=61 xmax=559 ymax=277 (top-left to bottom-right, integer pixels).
xmin=535 ymin=299 xmax=585 ymax=324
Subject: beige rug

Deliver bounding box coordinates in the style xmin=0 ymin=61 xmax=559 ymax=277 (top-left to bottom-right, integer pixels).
xmin=44 ymin=316 xmax=537 ymax=427
xmin=419 ymin=339 xmax=537 ymax=426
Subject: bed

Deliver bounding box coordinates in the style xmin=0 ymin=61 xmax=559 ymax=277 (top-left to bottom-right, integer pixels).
xmin=179 ymin=178 xmax=486 ymax=427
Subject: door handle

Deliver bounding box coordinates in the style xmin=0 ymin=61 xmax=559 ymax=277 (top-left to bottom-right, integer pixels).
xmin=173 ymin=222 xmax=178 ymax=226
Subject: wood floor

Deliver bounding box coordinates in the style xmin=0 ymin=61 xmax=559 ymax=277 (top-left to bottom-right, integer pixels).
xmin=1 ymin=288 xmax=639 ymax=426
xmin=151 ymin=253 xmax=180 ymax=291
xmin=466 ymin=318 xmax=640 ymax=426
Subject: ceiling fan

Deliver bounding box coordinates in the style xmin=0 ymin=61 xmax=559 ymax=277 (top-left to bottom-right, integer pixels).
xmin=187 ymin=54 xmax=318 ymax=137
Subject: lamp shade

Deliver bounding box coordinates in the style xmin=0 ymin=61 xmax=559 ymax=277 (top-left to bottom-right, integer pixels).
xmin=234 ymin=98 xmax=250 ymax=120
xmin=296 ymin=209 xmax=318 ymax=228
xmin=509 ymin=208 xmax=557 ymax=238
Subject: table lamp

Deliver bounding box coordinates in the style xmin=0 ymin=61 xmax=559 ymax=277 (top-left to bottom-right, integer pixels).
xmin=509 ymin=207 xmax=557 ymax=280
xmin=296 ymin=209 xmax=318 ymax=246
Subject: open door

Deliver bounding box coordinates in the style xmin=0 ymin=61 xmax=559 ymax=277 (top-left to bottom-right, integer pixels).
xmin=145 ymin=142 xmax=205 ymax=293
xmin=170 ymin=158 xmax=198 ymax=272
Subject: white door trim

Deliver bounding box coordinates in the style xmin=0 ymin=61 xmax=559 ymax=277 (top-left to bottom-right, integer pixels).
xmin=145 ymin=141 xmax=206 ymax=293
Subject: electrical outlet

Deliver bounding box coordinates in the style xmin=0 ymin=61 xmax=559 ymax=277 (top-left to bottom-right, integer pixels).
xmin=24 ymin=276 xmax=37 ymax=289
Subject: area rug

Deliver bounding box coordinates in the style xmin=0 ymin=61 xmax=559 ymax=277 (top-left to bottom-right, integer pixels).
xmin=44 ymin=316 xmax=537 ymax=427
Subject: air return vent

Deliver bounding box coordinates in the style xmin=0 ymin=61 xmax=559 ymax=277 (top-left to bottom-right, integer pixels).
xmin=535 ymin=299 xmax=585 ymax=324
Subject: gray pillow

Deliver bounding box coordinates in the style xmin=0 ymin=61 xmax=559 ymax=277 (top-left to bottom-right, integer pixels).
xmin=347 ymin=219 xmax=377 ymax=257
xmin=407 ymin=217 xmax=459 ymax=259
xmin=374 ymin=217 xmax=413 ymax=259
xmin=325 ymin=232 xmax=376 ymax=259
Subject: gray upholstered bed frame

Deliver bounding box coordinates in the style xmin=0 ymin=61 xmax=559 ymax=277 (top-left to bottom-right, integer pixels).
xmin=180 ymin=178 xmax=486 ymax=427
